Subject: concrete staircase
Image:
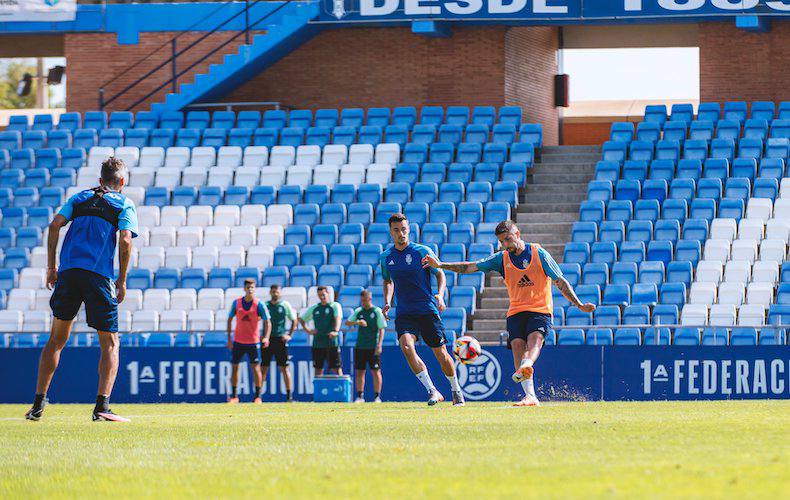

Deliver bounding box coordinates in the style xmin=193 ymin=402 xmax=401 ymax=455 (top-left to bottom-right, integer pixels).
xmin=467 ymin=145 xmax=601 ymax=344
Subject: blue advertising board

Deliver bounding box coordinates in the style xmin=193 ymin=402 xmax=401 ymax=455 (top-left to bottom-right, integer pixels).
xmin=1 ymin=345 xmax=787 ymax=403
xmin=319 ymin=0 xmax=790 ymax=23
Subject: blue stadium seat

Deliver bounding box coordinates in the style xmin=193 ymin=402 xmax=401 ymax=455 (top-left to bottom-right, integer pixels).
xmin=675 ymin=240 xmax=701 ymax=266
xmin=582 ymin=263 xmax=609 ymax=287
xmin=421 ymin=223 xmax=447 ymax=245
xmin=641 ymin=179 xmax=668 ymax=203
xmin=636 ymin=121 xmax=660 ymax=143
xmin=289 ymin=266 xmax=316 ymax=288
xmin=262 ymin=266 xmax=289 ymax=287
xmin=653 ymin=303 xmax=680 ymax=324
xmin=610 ymin=122 xmax=634 ymax=143
xmin=175 ymin=128 xmax=200 ymax=148
xmin=25 ymin=168 xmax=49 ymax=188
xmin=557 ymin=329 xmax=585 ymax=346
xmin=312 ymin=224 xmax=338 ymax=246
xmin=595 ymin=161 xmax=620 ymax=182
xmin=510 ymin=143 xmax=534 ymax=167
xmin=644 ymin=105 xmax=667 ymax=127
xmin=611 ymin=262 xmax=637 ymax=286
xmin=623 ymin=305 xmax=650 ymax=325
xmin=201 ymin=128 xmax=227 ymax=147
xmin=403 ymin=143 xmax=427 ymax=164
xmin=654 ymin=219 xmax=680 ymax=245
xmin=10 ymin=150 xmax=34 ymax=171
xmin=599 ymin=221 xmax=625 ymax=246
xmin=701 ymin=328 xmax=728 ymax=346
xmin=482 ymin=142 xmax=507 ymax=163
xmin=682 ymin=141 xmax=707 ymax=163
xmin=356 ymin=184 xmax=381 ymax=205
xmin=180 ymin=268 xmax=206 ymax=289
xmin=634 ymin=199 xmax=660 ymax=222
xmin=571 ymin=221 xmax=597 ymax=244
xmin=429 ymin=202 xmax=455 ymax=225
xmin=467 ymin=182 xmax=492 ymax=204
xmin=648 ymin=159 xmax=675 ymax=181
xmin=697 ymin=178 xmax=723 ymax=202
xmin=158 ymin=111 xmax=184 ymax=130
xmin=666 ymin=261 xmax=692 ymax=287
xmin=449 ymin=222 xmax=474 ymax=245
xmin=234 ymin=267 xmax=260 ymax=287
xmin=563 ymin=242 xmax=590 ymax=266
xmin=198 ymin=186 xmax=222 ymax=206
xmin=745 ymin=118 xmax=770 ymax=140
xmin=586 ymin=329 xmax=613 ymax=345
xmin=759 ymin=158 xmax=786 ymax=180
xmin=208 ymin=268 xmax=234 ymax=289
xmin=493 ymin=181 xmax=518 ymax=205
xmin=663 ymin=121 xmax=688 ymax=144
xmin=394 ymin=163 xmax=419 ymax=184
xmin=711 ymin=138 xmax=735 ymax=162
xmin=669 ymin=179 xmax=695 ymax=202
xmin=655 ymin=140 xmax=680 ymax=163
xmin=644 ymin=327 xmax=671 ymax=345
xmin=464 ymin=125 xmax=489 ymax=146
xmin=22 ymin=130 xmax=46 ymax=150
xmin=730 ymin=328 xmax=757 ymax=346
xmin=184 ymin=111 xmax=210 ymax=130
xmin=614 ymin=328 xmax=641 ymax=345
xmin=639 ymin=261 xmax=665 ymax=285
xmin=27 ymin=206 xmax=51 ymax=227
xmin=580 ymin=200 xmax=605 ymax=224
xmin=413 ymin=182 xmax=439 ymax=203
xmin=321 ymin=203 xmax=347 ymax=225
xmin=273 ymin=245 xmax=300 ymax=267
xmin=697 ymin=102 xmax=721 ymax=123
xmin=737 ymin=138 xmax=763 ymax=161
xmin=83 ymin=111 xmax=107 ymax=131
xmin=632 ymin=283 xmax=658 ymax=306
xmin=311 ymin=109 xmax=337 ymax=129
xmin=338 ymin=223 xmax=363 ymax=245
xmin=587 ymin=180 xmax=612 ymax=202
xmin=674 ymin=327 xmax=700 ymax=346
xmin=753 ymin=177 xmax=779 ymax=200
xmin=602 ymin=141 xmax=627 ymax=163
xmin=301 ymin=245 xmax=327 ymax=267
xmin=57 ymin=112 xmax=81 ymax=131
xmin=622 ymin=160 xmax=648 ymax=181
xmin=171 ymin=186 xmax=197 ymax=206
xmin=723 ymin=101 xmax=747 ymax=124
xmin=284 ymin=225 xmax=311 ymax=246
xmin=566 ymin=309 xmax=592 ymax=326
xmin=305 ymin=185 xmax=330 ymax=205
xmin=456 ymin=143 xmax=482 ymax=164
xmin=46 ymin=130 xmax=71 ymax=150
xmin=473 ymin=163 xmax=499 ymax=183
xmin=345 ymin=203 xmax=372 ymax=225
xmin=328 ymin=244 xmax=355 ymax=267
xmin=594 ymin=306 xmax=621 ymax=326
xmin=629 ymin=141 xmax=653 ymax=162
xmin=607 ymin=200 xmax=632 ymax=224
xmin=724 ymin=177 xmax=751 ymax=199
xmin=150 ymin=128 xmax=175 ymax=148
xmin=590 ymin=240 xmax=617 ymax=267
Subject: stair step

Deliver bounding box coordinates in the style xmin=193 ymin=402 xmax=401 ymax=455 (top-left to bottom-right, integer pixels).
xmin=530 ymin=163 xmax=598 ymax=174
xmin=518 ymin=202 xmax=581 ymax=213
xmin=480 ymin=287 xmax=510 ymax=298
xmin=539 ymin=153 xmax=603 ymax=164
xmin=526 ymin=177 xmax=592 ymax=188
xmin=481 ymin=297 xmax=511 ymax=309
xmin=473 ymin=309 xmax=510 ymax=319
xmin=517 ymin=192 xmax=586 ymax=203
xmin=542 ymin=145 xmax=601 ymax=154
xmin=515 ymin=212 xmax=578 ymax=223
xmin=466 ymin=331 xmax=505 ymax=344
xmin=473 ymin=319 xmax=509 ymax=330
xmin=517 ymin=221 xmax=573 ymax=233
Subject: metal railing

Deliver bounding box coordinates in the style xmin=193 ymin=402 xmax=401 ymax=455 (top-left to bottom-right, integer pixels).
xmin=98 ymin=0 xmax=293 ymax=112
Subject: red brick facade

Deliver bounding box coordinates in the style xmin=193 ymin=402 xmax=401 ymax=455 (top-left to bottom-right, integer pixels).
xmin=699 ymin=20 xmax=789 ymax=104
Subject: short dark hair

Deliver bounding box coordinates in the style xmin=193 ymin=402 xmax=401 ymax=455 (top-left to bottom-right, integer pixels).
xmin=269 ymin=284 xmax=281 ymax=291
xmin=101 ymin=157 xmax=126 ymax=187
xmin=243 ymin=278 xmax=256 ymax=287
xmin=360 ymin=289 xmax=372 ymax=298
xmin=317 ymin=286 xmax=328 ymax=293
xmin=495 ymin=220 xmax=518 ymax=235
xmin=388 ymin=213 xmax=408 ymax=226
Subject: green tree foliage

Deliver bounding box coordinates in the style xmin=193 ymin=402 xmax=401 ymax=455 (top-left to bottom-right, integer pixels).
xmin=0 ymin=61 xmax=38 ymax=109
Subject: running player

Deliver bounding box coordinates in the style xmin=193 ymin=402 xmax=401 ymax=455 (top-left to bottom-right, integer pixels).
xmin=345 ymin=289 xmax=386 ymax=403
xmin=381 ymin=213 xmax=464 ymax=407
xmin=298 ymin=286 xmax=344 ymax=376
xmin=262 ymin=284 xmax=297 ymax=402
xmin=26 ymin=157 xmax=138 ymax=422
xmin=226 ymin=279 xmax=271 ymax=404
xmin=421 ymin=220 xmax=595 ymax=406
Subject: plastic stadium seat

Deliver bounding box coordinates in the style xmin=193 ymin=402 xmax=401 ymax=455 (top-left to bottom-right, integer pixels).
xmin=636 ymin=122 xmax=660 ymax=143
xmin=632 ymin=283 xmax=658 ymax=306
xmin=731 ymin=328 xmax=758 ymax=345
xmin=669 ymin=179 xmax=695 ymax=202
xmin=602 ymin=141 xmax=626 ymax=163
xmin=610 ymin=122 xmax=634 ymax=143
xmin=607 ymin=200 xmax=633 ymax=224
xmin=653 ymin=303 xmax=680 ymax=324
xmin=557 ymin=329 xmax=585 ymax=346
xmin=483 ymin=143 xmax=507 ymax=164
xmin=644 ymin=105 xmax=667 ymax=127
xmin=580 ymin=200 xmax=605 ymax=224
xmin=611 ymin=328 xmax=639 ymax=345
xmin=648 ymin=160 xmax=675 ymax=181
xmin=587 ymin=180 xmax=612 ymax=202
xmin=629 ymin=141 xmax=653 ymax=163
xmin=670 ymin=103 xmax=694 ymax=124
xmin=641 ymin=179 xmax=668 ymax=203
xmin=622 ymin=160 xmax=648 ymax=181
xmin=595 ymin=161 xmax=620 ymax=182
xmin=572 ymin=222 xmax=597 ymax=244
xmin=599 ymin=221 xmax=625 ymax=246
xmin=643 ymin=327 xmax=671 ymax=345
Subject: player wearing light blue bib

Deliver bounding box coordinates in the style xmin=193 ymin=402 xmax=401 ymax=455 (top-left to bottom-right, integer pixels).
xmin=381 ymin=213 xmax=464 ymax=407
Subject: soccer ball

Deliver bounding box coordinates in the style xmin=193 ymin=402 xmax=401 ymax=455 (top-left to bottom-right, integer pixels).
xmin=453 ymin=336 xmax=482 ymax=364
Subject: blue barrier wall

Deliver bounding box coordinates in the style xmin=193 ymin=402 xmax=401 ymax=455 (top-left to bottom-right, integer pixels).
xmin=1 ymin=345 xmax=787 ymax=403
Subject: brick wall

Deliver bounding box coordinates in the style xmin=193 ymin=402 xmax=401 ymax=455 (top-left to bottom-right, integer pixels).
xmin=562 ymin=120 xmax=613 ymax=146
xmin=65 ymin=31 xmax=260 ymax=113
xmin=699 ymin=20 xmax=789 ymax=104
xmin=225 ymin=27 xmax=507 ymax=110
xmin=504 ymin=27 xmax=560 ymax=146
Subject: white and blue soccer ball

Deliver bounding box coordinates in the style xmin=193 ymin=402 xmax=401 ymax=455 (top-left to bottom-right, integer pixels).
xmin=453 ymin=336 xmax=482 ymax=364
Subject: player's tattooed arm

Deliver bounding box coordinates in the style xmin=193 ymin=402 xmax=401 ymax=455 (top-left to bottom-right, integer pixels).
xmin=382 ymin=280 xmax=394 ymax=319
xmin=421 ymin=254 xmax=479 ymax=274
xmin=45 ymin=214 xmax=68 ymax=289
xmin=553 ymin=277 xmax=596 ymax=313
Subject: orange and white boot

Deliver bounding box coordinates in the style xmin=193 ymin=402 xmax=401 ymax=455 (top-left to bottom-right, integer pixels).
xmin=512 ymin=359 xmax=534 ymax=383
xmin=513 ymin=395 xmax=540 ymax=407
xmin=253 ymin=397 xmax=262 ymax=404
xmin=227 ymin=396 xmax=240 ymax=404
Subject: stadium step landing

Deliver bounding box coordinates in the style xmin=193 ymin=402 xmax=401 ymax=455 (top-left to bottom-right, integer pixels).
xmin=468 ymin=145 xmax=601 ymax=344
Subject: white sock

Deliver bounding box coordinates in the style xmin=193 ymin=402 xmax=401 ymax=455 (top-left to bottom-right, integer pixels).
xmin=520 ymin=358 xmax=533 ymax=370
xmin=446 ymin=374 xmax=461 ymax=392
xmin=415 ymin=370 xmax=436 ymax=393
xmin=521 ymin=378 xmax=536 ymax=399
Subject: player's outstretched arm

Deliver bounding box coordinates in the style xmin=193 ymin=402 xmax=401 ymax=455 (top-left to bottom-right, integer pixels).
xmin=421 ymin=254 xmax=479 ymax=274
xmin=553 ymin=277 xmax=596 ymax=312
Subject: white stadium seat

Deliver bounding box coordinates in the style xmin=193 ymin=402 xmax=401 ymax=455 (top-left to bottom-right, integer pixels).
xmin=365 ymin=163 xmax=393 ymax=187
xmin=128 ymin=167 xmax=155 ymax=188
xmin=161 ymin=206 xmax=187 ymax=226
xmin=189 ymin=310 xmax=215 ymax=331
xmin=76 ymin=167 xmax=100 ymax=187
xmin=230 ymin=226 xmax=256 ymax=247
xmin=730 ymin=239 xmax=758 ymax=264
xmin=190 ymin=147 xmax=216 ymax=168
xmin=159 ymin=310 xmax=187 ymax=331
xmin=119 ymin=289 xmax=143 ymax=312
xmin=170 ymin=289 xmax=197 ymax=311
xmin=240 ymin=205 xmax=266 ymax=226
xmin=165 ymin=246 xmax=191 ymax=269
xmin=8 ymin=289 xmax=36 ymax=310
xmin=114 ymin=146 xmax=140 ymax=168
xmin=198 ymin=289 xmax=225 ymax=311
xmin=164 ymin=147 xmax=191 ymax=169
xmin=139 ymin=147 xmax=165 ymax=169
xmin=312 ymin=164 xmax=340 ymax=188
xmin=30 ymin=247 xmax=47 ymax=268
xmin=269 ymin=145 xmax=296 ymax=167
xmin=338 ymin=164 xmax=366 ymax=185
xmin=137 ymin=206 xmax=160 ymax=226
xmin=689 ymin=282 xmax=716 ymax=305
xmin=234 ymin=166 xmax=261 ymax=187
xmin=296 ymin=145 xmax=322 ymax=167
xmin=737 ymin=304 xmax=765 ymax=326
xmin=219 ymin=245 xmax=245 ymax=268
xmin=118 ymin=311 xmax=132 ymax=332
xmin=132 ymin=310 xmax=159 ymax=332
xmin=149 ymin=226 xmax=176 ymax=247
xmin=709 ymin=218 xmax=737 ymax=241
xmin=681 ymin=304 xmax=708 ymax=325
xmin=187 ymin=205 xmax=213 ymax=227
xmin=206 ymin=167 xmax=234 ymax=189
xmin=181 ymin=166 xmax=208 ymax=187
xmin=765 ymin=219 xmax=789 ymax=243
xmin=752 ymin=261 xmax=779 ymax=284
xmin=34 ymin=289 xmax=52 ymax=311
xmin=774 ymin=198 xmax=790 ymax=219
xmin=0 ymin=311 xmax=23 ymax=332
xmin=281 ymin=287 xmax=307 ymax=310
xmin=375 ymin=143 xmax=400 ymax=165
xmin=745 ymin=197 xmax=772 ymax=223
xmin=322 ymin=144 xmax=348 ymax=166
xmin=260 ymin=166 xmax=286 ymax=187
xmin=192 ymin=246 xmax=219 ymax=269
xmin=124 ymin=186 xmax=145 ymax=207
xmin=348 ymin=144 xmax=374 ymax=165
xmin=214 ymin=205 xmax=240 ymax=226
xmin=23 ymin=311 xmax=51 ymax=332
xmin=19 ymin=268 xmax=45 ymax=289
xmin=177 ymin=226 xmax=203 ymax=247
xmin=307 ymin=286 xmax=334 ymax=306
xmin=759 ymin=239 xmax=787 ymax=263
xmin=717 ymin=282 xmax=744 ymax=306
xmin=746 ymin=282 xmax=773 ymax=306
xmin=217 ymin=146 xmax=243 ymax=168
xmin=88 ymin=146 xmax=115 ymax=169
xmin=703 ymin=239 xmax=730 ymax=263
xmin=709 ymin=304 xmax=736 ymax=326
xmin=737 ymin=219 xmax=764 ymax=241
xmin=723 ymin=261 xmax=751 ymax=283
xmin=267 ymin=205 xmax=293 ymax=226
xmin=143 ymin=289 xmax=170 ymax=312
xmin=204 ymin=226 xmax=230 ymax=247
xmin=286 ymin=165 xmax=313 ymax=187
xmin=246 ymin=245 xmax=274 ymax=267
xmin=242 ymin=146 xmax=268 ymax=167
xmin=257 ymin=226 xmax=283 ymax=246
xmin=154 ymin=167 xmax=181 ymax=189
xmin=695 ymin=261 xmax=723 ymax=284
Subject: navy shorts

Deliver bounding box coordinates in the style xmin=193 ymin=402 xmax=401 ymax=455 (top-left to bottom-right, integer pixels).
xmin=506 ymin=311 xmax=553 ymax=349
xmin=231 ymin=342 xmax=260 ymax=364
xmin=395 ymin=314 xmax=447 ymax=348
xmin=50 ymin=268 xmax=118 ymax=333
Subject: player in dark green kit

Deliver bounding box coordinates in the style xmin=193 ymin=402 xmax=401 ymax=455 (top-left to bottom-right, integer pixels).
xmin=261 ymin=284 xmax=297 ymax=402
xmin=345 ymin=290 xmax=387 ymax=403
xmin=298 ymin=286 xmax=344 ymax=376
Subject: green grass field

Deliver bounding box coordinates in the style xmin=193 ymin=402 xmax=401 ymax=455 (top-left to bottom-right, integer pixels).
xmin=1 ymin=401 xmax=788 ymax=498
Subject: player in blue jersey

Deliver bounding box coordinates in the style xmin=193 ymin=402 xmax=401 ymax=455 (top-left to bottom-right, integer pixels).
xmin=25 ymin=157 xmax=138 ymax=422
xmin=380 ymin=213 xmax=464 ymax=407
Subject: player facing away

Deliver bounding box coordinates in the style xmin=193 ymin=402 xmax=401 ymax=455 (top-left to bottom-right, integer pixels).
xmin=298 ymin=286 xmax=344 ymax=377
xmin=345 ymin=289 xmax=387 ymax=403
xmin=422 ymin=220 xmax=596 ymax=407
xmin=226 ymin=279 xmax=272 ymax=404
xmin=262 ymin=284 xmax=298 ymax=402
xmin=26 ymin=157 xmax=138 ymax=422
xmin=381 ymin=213 xmax=465 ymax=407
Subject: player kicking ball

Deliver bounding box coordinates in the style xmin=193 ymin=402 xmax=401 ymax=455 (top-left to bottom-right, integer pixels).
xmin=421 ymin=220 xmax=595 ymax=407
xmin=381 ymin=213 xmax=464 ymax=407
